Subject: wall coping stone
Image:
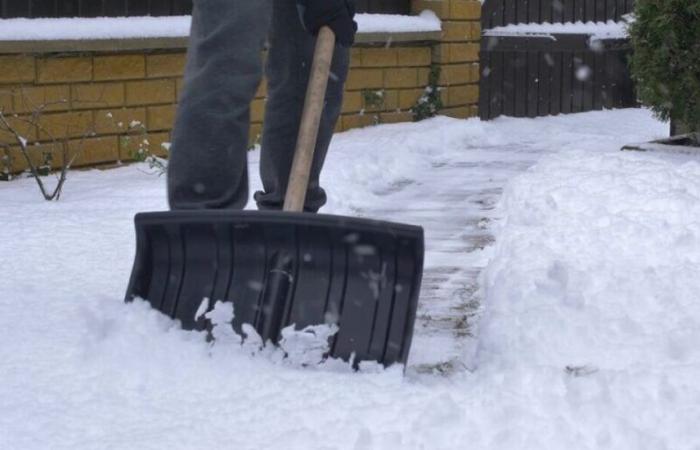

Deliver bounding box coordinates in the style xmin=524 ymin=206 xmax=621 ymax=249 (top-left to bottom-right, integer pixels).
xmin=0 ymin=31 xmax=441 ymax=54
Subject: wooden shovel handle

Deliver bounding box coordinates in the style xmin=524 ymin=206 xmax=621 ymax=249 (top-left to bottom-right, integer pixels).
xmin=283 ymin=26 xmax=336 ymax=212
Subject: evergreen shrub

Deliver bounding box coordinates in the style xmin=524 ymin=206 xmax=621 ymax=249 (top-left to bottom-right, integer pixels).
xmin=629 ymin=0 xmax=700 ymax=132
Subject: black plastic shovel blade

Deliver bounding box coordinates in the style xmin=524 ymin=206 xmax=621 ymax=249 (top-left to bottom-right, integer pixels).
xmin=125 ymin=210 xmax=424 ymax=367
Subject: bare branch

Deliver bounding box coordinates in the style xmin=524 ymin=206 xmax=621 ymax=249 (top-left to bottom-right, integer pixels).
xmin=0 ymin=110 xmax=53 ymax=200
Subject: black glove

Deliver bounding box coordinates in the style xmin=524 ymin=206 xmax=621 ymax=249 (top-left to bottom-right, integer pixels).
xmin=296 ymin=0 xmax=357 ymax=47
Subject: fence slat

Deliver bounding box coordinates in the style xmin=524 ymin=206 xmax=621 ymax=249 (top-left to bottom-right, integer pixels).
xmin=528 ymin=0 xmax=540 ymax=23
xmin=585 ymin=0 xmax=596 ymax=21
xmin=561 ymin=52 xmax=573 ymax=113
xmin=526 ymin=51 xmax=539 ymax=117
xmin=616 ymin=0 xmax=628 ymax=20
xmin=550 ymin=52 xmax=563 ymax=115
xmin=615 ymin=49 xmax=636 ymax=107
xmin=582 ymin=52 xmax=595 ymax=110
xmin=80 ymin=0 xmax=104 ymax=17
xmin=170 ymin=0 xmax=190 ymax=14
xmin=31 ymin=0 xmax=56 ymax=18
xmin=575 ymin=0 xmax=585 ymax=21
xmin=492 ymin=0 xmax=504 ymax=29
xmin=517 ymin=0 xmax=528 ymax=24
xmin=593 ymin=51 xmax=605 ymax=109
xmin=595 ymin=0 xmax=607 ymax=21
xmin=540 ymin=0 xmax=551 ymax=24
xmin=503 ymin=50 xmax=516 ymax=116
xmin=481 ymin=0 xmax=494 ymax=28
xmin=102 ymin=0 xmax=125 ymax=16
xmin=538 ymin=52 xmax=552 ymax=115
xmin=563 ymin=0 xmax=574 ymax=22
xmin=355 ymin=0 xmax=370 ymax=15
xmin=57 ymin=0 xmax=79 ymax=17
xmin=606 ymin=0 xmax=617 ymax=21
xmin=491 ymin=51 xmax=505 ymax=118
xmin=148 ymin=0 xmax=172 ymax=15
xmin=504 ymin=0 xmax=517 ymax=26
xmin=571 ymin=53 xmax=584 ymax=112
xmin=552 ymin=0 xmax=564 ymax=22
xmin=479 ymin=51 xmax=493 ymax=119
xmin=126 ymin=0 xmax=148 ymax=16
xmin=602 ymin=51 xmax=613 ymax=109
xmin=514 ymin=51 xmax=528 ymax=116
xmin=6 ymin=0 xmax=30 ymax=17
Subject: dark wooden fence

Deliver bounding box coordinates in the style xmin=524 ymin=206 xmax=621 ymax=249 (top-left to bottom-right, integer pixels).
xmin=1 ymin=0 xmax=409 ymax=17
xmin=479 ymin=38 xmax=636 ymax=119
xmin=479 ymin=0 xmax=637 ymax=120
xmin=0 ymin=0 xmax=190 ymax=16
xmin=356 ymin=0 xmax=410 ymax=14
xmin=482 ymin=0 xmax=635 ymax=28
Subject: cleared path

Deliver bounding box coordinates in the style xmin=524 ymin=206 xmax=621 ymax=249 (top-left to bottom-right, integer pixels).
xmin=345 ymin=143 xmax=544 ymax=372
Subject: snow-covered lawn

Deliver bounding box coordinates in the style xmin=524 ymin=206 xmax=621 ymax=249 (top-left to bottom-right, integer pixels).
xmin=3 ymin=109 xmax=699 ymax=449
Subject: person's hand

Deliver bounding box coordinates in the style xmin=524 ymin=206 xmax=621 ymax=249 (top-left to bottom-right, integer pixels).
xmin=297 ymin=0 xmax=357 ymax=47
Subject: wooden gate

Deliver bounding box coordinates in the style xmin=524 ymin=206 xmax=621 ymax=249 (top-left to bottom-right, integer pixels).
xmin=479 ymin=0 xmax=637 ymax=120
xmin=482 ymin=0 xmax=635 ymax=27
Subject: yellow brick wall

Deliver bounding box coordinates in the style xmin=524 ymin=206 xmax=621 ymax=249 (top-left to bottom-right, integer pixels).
xmin=0 ymin=2 xmax=482 ymax=173
xmin=412 ymin=0 xmax=482 ymax=118
xmin=0 ymin=44 xmax=435 ymax=172
xmin=341 ymin=45 xmax=433 ymax=130
xmin=0 ymin=52 xmax=179 ymax=173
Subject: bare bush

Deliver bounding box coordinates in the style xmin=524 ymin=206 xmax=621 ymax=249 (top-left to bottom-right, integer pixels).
xmin=0 ymin=86 xmax=166 ymax=199
xmin=0 ymin=94 xmax=88 ymax=201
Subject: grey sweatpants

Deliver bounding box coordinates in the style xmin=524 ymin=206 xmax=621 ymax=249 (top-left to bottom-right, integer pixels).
xmin=167 ymin=0 xmax=349 ymax=212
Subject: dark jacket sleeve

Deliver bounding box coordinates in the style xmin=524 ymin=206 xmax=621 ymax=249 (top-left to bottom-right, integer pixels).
xmin=296 ymin=0 xmax=357 ymax=46
xmin=296 ymin=0 xmax=356 ymax=30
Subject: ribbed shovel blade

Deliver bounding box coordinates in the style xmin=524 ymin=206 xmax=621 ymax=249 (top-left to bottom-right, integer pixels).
xmin=125 ymin=210 xmax=424 ymax=367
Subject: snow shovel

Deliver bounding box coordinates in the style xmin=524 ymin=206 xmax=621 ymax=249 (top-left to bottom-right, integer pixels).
xmin=125 ymin=27 xmax=424 ymax=367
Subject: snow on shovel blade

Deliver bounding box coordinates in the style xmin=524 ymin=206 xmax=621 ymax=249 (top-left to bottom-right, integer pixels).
xmin=125 ymin=210 xmax=424 ymax=367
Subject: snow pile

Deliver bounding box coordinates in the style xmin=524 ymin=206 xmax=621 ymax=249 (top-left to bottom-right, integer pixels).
xmin=0 ymin=12 xmax=440 ymax=41
xmin=484 ymin=20 xmax=628 ymax=40
xmin=479 ymin=149 xmax=700 ymax=445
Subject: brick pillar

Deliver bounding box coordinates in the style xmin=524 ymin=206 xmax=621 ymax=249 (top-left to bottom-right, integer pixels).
xmin=411 ymin=0 xmax=481 ymax=118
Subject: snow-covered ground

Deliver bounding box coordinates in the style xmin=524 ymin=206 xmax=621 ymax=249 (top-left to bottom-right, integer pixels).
xmin=3 ymin=109 xmax=699 ymax=449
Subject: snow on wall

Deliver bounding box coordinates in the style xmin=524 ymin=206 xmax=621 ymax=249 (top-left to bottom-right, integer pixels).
xmin=0 ymin=11 xmax=440 ymax=42
xmin=484 ymin=20 xmax=628 ymax=40
xmin=355 ymin=10 xmax=440 ymax=33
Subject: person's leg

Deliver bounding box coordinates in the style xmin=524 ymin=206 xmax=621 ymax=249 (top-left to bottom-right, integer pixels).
xmin=254 ymin=0 xmax=350 ymax=213
xmin=167 ymin=0 xmax=272 ymax=210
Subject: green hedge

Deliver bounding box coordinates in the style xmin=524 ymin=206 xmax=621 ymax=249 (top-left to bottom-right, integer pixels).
xmin=629 ymin=0 xmax=700 ymax=132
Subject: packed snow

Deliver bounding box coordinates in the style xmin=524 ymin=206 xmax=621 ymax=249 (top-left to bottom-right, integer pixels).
xmin=3 ymin=109 xmax=700 ymax=449
xmin=0 ymin=12 xmax=440 ymax=42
